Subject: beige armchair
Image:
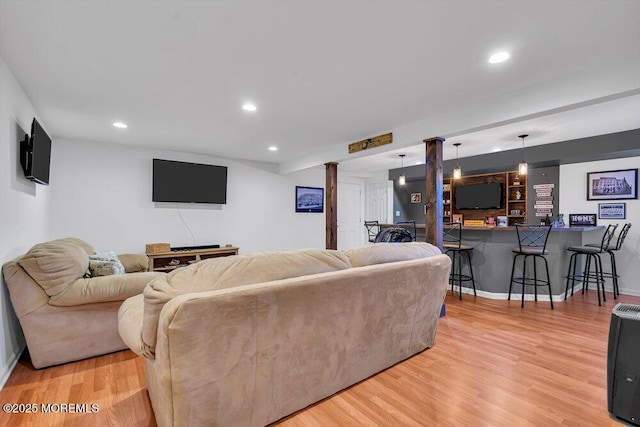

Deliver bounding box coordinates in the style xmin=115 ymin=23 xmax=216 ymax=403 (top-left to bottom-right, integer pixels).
xmin=2 ymin=237 xmax=163 ymax=368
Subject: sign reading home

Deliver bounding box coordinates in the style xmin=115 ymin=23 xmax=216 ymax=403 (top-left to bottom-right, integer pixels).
xmin=569 ymin=214 xmax=597 ymax=227
xmin=348 ymin=133 xmax=392 ymax=154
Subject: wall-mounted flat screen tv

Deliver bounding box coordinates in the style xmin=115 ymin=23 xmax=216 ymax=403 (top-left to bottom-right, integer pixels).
xmin=455 ymin=182 xmax=502 ymax=209
xmin=20 ymin=118 xmax=52 ymax=185
xmin=152 ymin=158 xmax=227 ymax=204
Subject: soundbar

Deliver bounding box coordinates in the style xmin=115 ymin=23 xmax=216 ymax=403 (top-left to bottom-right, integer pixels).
xmin=171 ymin=244 xmax=221 ymax=252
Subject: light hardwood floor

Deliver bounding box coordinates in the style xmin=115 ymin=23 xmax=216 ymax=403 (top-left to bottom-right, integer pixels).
xmin=1 ymin=289 xmax=637 ymax=427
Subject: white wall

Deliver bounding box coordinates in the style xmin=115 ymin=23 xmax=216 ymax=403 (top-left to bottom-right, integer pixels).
xmin=47 ymin=139 xmax=325 ymax=254
xmin=560 ymin=157 xmax=640 ymax=296
xmin=0 ymin=57 xmax=50 ymax=387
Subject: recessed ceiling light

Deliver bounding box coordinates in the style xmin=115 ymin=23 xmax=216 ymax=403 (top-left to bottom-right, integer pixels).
xmin=242 ymin=103 xmax=257 ymax=112
xmin=491 ymin=147 xmax=502 ymax=152
xmin=113 ymin=122 xmax=127 ymax=129
xmin=488 ymin=51 xmax=510 ymax=64
xmin=268 ymin=146 xmax=278 ymax=151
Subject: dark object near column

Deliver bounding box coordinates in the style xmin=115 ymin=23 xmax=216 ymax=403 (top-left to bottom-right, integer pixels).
xmin=374 ymin=228 xmax=413 ymax=243
xmin=396 ymin=221 xmax=417 ymax=241
xmin=608 ymin=303 xmax=640 ymax=426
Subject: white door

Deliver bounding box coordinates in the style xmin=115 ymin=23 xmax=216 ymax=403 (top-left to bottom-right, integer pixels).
xmin=337 ymin=182 xmax=362 ymax=250
xmin=367 ymin=181 xmax=390 ymax=223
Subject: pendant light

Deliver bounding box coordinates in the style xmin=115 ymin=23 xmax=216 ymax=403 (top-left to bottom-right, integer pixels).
xmin=452 ymin=143 xmax=462 ymax=179
xmin=398 ymin=154 xmax=406 ymax=185
xmin=518 ymin=134 xmax=528 ymax=175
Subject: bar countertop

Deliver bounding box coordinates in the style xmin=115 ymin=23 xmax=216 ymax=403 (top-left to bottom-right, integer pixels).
xmin=378 ymin=222 xmax=605 ymax=297
xmin=381 ymin=223 xmax=604 ymax=232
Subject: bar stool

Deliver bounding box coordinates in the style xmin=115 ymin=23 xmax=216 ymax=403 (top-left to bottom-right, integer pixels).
xmin=508 ymin=224 xmax=553 ymax=309
xmin=396 ymin=221 xmax=417 ymax=241
xmin=364 ymin=220 xmax=380 ymax=243
xmin=565 ymin=224 xmax=618 ymax=306
xmin=586 ymin=223 xmax=631 ymax=298
xmin=443 ymin=222 xmax=476 ymax=300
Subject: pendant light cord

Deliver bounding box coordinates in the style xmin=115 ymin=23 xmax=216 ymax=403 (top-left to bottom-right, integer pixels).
xmin=519 ymin=134 xmax=528 ymax=160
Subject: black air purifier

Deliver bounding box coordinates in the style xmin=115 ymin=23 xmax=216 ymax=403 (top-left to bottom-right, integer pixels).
xmin=607 ymin=303 xmax=640 ymax=425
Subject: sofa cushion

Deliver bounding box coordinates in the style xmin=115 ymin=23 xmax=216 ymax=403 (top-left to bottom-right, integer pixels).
xmin=117 ymin=253 xmax=150 ymax=273
xmin=141 ymin=249 xmax=352 ymax=355
xmin=49 ymin=271 xmax=162 ymax=307
xmin=55 ymin=237 xmax=95 ymax=255
xmin=343 ymin=242 xmax=442 ymax=268
xmin=18 ymin=240 xmax=90 ymax=296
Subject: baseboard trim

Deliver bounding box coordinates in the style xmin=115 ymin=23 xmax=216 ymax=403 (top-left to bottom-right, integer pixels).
xmin=453 ymin=282 xmax=621 ymax=301
xmin=0 ymin=345 xmax=25 ymax=391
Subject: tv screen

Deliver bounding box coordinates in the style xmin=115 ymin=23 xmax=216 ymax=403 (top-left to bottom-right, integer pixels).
xmin=152 ymin=159 xmax=227 ymax=204
xmin=20 ymin=118 xmax=52 ymax=185
xmin=455 ymin=182 xmax=502 ymax=209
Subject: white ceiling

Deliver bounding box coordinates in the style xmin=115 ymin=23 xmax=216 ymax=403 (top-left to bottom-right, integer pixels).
xmin=1 ymin=0 xmax=639 ymax=175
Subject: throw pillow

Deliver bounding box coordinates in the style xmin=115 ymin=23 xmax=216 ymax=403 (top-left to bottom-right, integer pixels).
xmin=89 ymin=251 xmax=125 ymax=276
xmin=88 ymin=260 xmax=119 ymax=277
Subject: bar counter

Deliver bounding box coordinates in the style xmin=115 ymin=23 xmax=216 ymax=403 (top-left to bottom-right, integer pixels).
xmin=380 ymin=224 xmax=605 ymax=298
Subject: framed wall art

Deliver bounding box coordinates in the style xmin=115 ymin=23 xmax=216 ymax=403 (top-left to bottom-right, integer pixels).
xmin=598 ymin=203 xmax=626 ymax=220
xmin=295 ymin=186 xmax=324 ymax=213
xmin=410 ymin=193 xmax=421 ymax=204
xmin=587 ymin=169 xmax=637 ymax=200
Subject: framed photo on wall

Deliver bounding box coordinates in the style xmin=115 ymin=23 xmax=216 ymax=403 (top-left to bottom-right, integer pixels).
xmin=598 ymin=203 xmax=626 ymax=220
xmin=587 ymin=169 xmax=637 ymax=200
xmin=410 ymin=193 xmax=421 ymax=204
xmin=295 ymin=186 xmax=324 ymax=213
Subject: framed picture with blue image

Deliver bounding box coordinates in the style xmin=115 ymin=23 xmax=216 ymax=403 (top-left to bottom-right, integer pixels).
xmin=295 ymin=186 xmax=324 ymax=213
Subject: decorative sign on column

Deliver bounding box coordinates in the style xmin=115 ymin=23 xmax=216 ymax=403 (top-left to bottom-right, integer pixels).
xmin=533 ymin=183 xmax=555 ymax=217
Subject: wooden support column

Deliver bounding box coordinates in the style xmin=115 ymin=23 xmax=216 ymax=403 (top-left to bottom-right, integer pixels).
xmin=423 ymin=137 xmax=445 ymax=250
xmin=325 ymin=162 xmax=338 ymax=249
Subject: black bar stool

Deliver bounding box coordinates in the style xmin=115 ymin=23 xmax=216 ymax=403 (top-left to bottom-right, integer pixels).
xmin=565 ymin=224 xmax=618 ymax=306
xmin=585 ymin=223 xmax=631 ymax=298
xmin=396 ymin=221 xmax=417 ymax=241
xmin=364 ymin=220 xmax=380 ymax=243
xmin=443 ymin=222 xmax=476 ymax=300
xmin=509 ymin=224 xmax=553 ymax=309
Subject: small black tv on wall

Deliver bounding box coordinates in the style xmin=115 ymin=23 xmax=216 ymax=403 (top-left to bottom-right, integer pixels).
xmin=152 ymin=158 xmax=228 ymax=204
xmin=20 ymin=118 xmax=52 ymax=185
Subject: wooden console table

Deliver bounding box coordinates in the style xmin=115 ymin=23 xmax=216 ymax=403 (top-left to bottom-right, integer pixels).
xmin=147 ymin=246 xmax=239 ymax=272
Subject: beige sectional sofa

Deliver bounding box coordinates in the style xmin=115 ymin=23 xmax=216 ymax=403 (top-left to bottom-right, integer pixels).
xmin=118 ymin=242 xmax=451 ymax=427
xmin=2 ymin=238 xmax=163 ymax=368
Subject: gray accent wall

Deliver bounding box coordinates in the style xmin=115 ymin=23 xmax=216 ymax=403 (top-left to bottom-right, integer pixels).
xmin=390 ymin=128 xmax=639 ymax=221
xmin=527 ymin=166 xmax=560 ymax=223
